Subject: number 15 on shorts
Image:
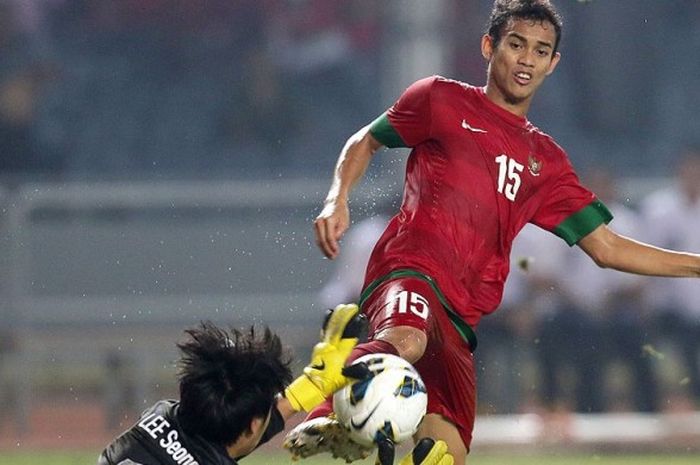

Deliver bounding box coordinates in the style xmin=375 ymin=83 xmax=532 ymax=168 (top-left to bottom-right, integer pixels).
xmin=395 ymin=291 xmax=430 ymax=319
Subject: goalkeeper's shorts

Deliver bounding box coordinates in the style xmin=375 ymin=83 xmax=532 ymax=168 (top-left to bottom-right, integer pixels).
xmin=361 ymin=276 xmax=477 ymax=449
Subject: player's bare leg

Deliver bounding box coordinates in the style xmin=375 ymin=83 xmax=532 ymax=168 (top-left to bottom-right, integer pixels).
xmin=415 ymin=413 xmax=468 ymax=465
xmin=373 ymin=325 xmax=427 ymax=365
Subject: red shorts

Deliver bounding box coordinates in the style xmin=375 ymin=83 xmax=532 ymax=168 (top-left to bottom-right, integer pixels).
xmin=362 ymin=277 xmax=477 ymax=449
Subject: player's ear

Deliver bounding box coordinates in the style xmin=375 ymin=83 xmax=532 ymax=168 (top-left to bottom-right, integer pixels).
xmin=481 ymin=34 xmax=494 ymax=61
xmin=249 ymin=415 xmax=266 ymax=436
xmin=545 ymin=51 xmax=561 ymax=76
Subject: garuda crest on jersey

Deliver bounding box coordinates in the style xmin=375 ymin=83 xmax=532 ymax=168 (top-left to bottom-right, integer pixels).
xmin=528 ymin=155 xmax=542 ymax=177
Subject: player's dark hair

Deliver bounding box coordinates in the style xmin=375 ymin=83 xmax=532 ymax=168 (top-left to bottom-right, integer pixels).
xmin=176 ymin=322 xmax=292 ymax=447
xmin=486 ymin=0 xmax=563 ymax=54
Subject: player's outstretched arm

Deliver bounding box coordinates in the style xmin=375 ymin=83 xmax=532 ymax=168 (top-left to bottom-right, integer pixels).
xmin=374 ymin=438 xmax=453 ymax=465
xmin=284 ymin=304 xmax=366 ymax=412
xmin=578 ymin=224 xmax=700 ymax=277
xmin=315 ymin=126 xmax=383 ymax=259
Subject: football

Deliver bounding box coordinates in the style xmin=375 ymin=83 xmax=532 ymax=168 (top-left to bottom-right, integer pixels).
xmin=333 ymin=353 xmax=428 ymax=447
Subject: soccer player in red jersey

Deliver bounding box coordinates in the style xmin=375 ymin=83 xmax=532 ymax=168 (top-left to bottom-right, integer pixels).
xmin=285 ymin=1 xmax=700 ymax=464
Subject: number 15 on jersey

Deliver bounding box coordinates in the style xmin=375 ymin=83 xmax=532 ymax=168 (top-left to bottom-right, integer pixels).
xmin=495 ymin=154 xmax=523 ymax=201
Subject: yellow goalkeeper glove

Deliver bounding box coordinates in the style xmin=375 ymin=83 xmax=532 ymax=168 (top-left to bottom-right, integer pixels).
xmin=399 ymin=438 xmax=453 ymax=465
xmin=375 ymin=438 xmax=453 ymax=465
xmin=285 ymin=303 xmax=365 ymax=412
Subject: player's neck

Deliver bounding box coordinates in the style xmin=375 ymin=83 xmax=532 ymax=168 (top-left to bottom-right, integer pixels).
xmin=484 ymin=83 xmax=531 ymax=118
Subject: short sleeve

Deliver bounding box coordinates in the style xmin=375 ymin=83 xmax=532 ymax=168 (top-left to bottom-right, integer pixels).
xmin=531 ymin=166 xmax=613 ymax=246
xmin=369 ymin=76 xmax=435 ymax=148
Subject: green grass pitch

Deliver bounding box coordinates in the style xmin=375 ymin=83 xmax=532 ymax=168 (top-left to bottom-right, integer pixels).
xmin=1 ymin=452 xmax=700 ymax=465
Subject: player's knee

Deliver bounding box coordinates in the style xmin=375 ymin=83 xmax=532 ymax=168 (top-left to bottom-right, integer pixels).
xmin=375 ymin=326 xmax=427 ymax=364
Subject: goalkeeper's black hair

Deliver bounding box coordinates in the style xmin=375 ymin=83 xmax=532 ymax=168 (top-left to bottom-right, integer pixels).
xmin=176 ymin=321 xmax=292 ymax=447
xmin=486 ymin=0 xmax=563 ymax=54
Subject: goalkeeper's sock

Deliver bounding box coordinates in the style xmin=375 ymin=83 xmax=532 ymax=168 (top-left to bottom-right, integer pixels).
xmin=303 ymin=339 xmax=400 ymax=422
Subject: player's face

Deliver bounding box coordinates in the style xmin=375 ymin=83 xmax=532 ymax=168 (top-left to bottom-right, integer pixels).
xmin=482 ymin=17 xmax=561 ymax=116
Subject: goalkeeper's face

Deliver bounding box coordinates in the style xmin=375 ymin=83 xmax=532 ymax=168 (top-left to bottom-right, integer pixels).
xmin=482 ymin=17 xmax=561 ymax=111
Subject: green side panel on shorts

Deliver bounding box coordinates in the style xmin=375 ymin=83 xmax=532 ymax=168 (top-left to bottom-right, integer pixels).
xmin=553 ymin=199 xmax=613 ymax=246
xmin=369 ymin=113 xmax=408 ymax=148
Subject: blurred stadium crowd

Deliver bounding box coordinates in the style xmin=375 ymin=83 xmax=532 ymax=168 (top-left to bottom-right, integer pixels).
xmin=1 ymin=0 xmax=699 ymax=181
xmin=0 ymin=0 xmax=699 ymax=440
xmin=0 ymin=0 xmax=383 ymax=178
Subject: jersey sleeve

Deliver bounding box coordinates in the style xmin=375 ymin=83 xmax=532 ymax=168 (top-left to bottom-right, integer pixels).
xmin=531 ymin=165 xmax=613 ymax=246
xmin=369 ymin=76 xmax=435 ymax=148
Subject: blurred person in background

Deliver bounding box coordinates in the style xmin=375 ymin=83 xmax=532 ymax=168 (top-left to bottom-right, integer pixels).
xmin=0 ymin=1 xmax=62 ymax=177
xmin=552 ymin=169 xmax=657 ymax=413
xmin=508 ymin=223 xmax=574 ymax=414
xmin=526 ymin=170 xmax=658 ymax=414
xmin=0 ymin=327 xmax=22 ymax=433
xmin=287 ymin=1 xmax=700 ymax=463
xmin=475 ymin=227 xmax=556 ymax=415
xmin=640 ymin=146 xmax=700 ymax=409
xmin=318 ymin=202 xmax=394 ymax=310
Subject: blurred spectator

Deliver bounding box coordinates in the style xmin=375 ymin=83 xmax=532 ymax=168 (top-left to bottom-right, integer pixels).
xmin=480 ymin=221 xmax=589 ymax=415
xmin=103 ymin=349 xmax=137 ymax=431
xmin=508 ymin=223 xmax=586 ymax=412
xmin=0 ymin=328 xmax=24 ymax=434
xmin=476 ymin=256 xmax=540 ymax=414
xmin=1 ymin=0 xmax=696 ymax=181
xmin=267 ymin=0 xmax=383 ymax=171
xmin=555 ymin=170 xmax=657 ymax=412
xmin=219 ymin=46 xmax=298 ymax=174
xmin=640 ymin=146 xmax=700 ymax=408
xmin=318 ymin=210 xmax=391 ymax=309
xmin=0 ymin=66 xmax=61 ymax=175
xmin=318 ymin=196 xmax=397 ymax=307
xmin=16 ymin=0 xmax=385 ymax=179
xmin=0 ymin=1 xmax=62 ymax=177
xmin=449 ymin=0 xmax=487 ymax=84
xmin=497 ymin=170 xmax=658 ymax=414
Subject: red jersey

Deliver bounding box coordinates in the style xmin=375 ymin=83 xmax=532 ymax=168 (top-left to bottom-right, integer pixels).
xmin=366 ymin=76 xmax=612 ymax=328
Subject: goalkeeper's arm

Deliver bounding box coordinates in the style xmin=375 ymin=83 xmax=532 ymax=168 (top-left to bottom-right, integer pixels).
xmin=255 ymin=304 xmax=364 ymax=446
xmin=283 ymin=303 xmax=365 ymax=413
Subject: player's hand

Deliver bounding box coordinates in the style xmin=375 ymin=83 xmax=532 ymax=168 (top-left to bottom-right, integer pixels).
xmin=375 ymin=438 xmax=453 ymax=465
xmin=314 ymin=199 xmax=350 ymax=259
xmin=285 ymin=304 xmax=365 ymax=412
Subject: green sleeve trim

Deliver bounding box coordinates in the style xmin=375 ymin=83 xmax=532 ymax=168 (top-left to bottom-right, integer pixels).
xmin=368 ymin=113 xmax=408 ymax=148
xmin=553 ymin=199 xmax=613 ymax=246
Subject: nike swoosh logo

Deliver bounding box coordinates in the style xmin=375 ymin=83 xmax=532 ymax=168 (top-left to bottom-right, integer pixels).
xmin=310 ymin=360 xmax=326 ymax=371
xmin=350 ymin=402 xmax=381 ymax=430
xmin=461 ymin=119 xmax=487 ymax=133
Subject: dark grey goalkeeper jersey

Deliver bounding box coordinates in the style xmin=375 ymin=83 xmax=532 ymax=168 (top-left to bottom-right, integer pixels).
xmin=98 ymin=400 xmax=284 ymax=465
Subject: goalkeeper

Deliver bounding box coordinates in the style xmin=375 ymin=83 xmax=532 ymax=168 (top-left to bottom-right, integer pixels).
xmin=97 ymin=304 xmax=452 ymax=465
